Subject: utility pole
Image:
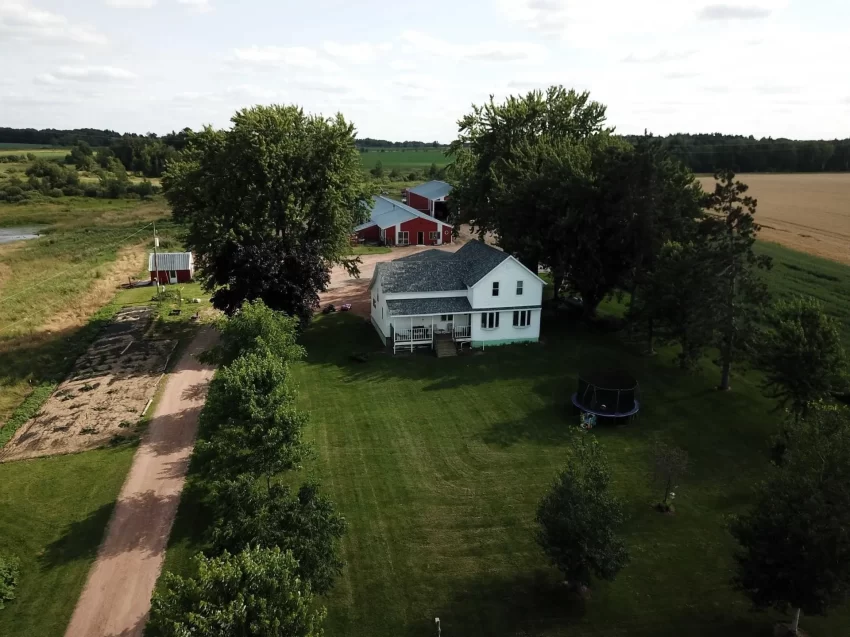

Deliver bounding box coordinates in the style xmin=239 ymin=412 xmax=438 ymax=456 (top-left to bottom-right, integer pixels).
xmin=153 ymin=221 xmax=160 ymax=297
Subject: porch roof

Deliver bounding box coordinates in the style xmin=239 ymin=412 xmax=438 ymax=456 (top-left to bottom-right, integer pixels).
xmin=387 ymin=297 xmax=472 ymax=317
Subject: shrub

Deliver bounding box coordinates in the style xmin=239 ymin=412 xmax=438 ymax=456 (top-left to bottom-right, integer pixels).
xmin=62 ymin=186 xmax=84 ymax=197
xmin=47 ymin=187 xmax=64 ymax=198
xmin=3 ymin=186 xmax=22 ymax=198
xmin=0 ymin=553 xmax=20 ymax=609
xmin=83 ymin=185 xmax=101 ymax=198
xmin=26 ymin=152 xmax=36 ymax=161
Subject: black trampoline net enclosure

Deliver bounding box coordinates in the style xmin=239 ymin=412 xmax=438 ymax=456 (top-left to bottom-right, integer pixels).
xmin=574 ymin=369 xmax=640 ymax=417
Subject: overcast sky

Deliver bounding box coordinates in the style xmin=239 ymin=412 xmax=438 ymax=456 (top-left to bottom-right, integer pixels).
xmin=1 ymin=0 xmax=848 ymax=141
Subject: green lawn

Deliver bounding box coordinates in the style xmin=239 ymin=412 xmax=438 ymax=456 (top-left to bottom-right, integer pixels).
xmin=349 ymin=245 xmax=392 ymax=256
xmin=288 ymin=313 xmax=850 ymax=637
xmin=0 ymin=447 xmax=136 ymax=637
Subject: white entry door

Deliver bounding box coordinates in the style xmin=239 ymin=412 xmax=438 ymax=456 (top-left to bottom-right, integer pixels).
xmin=168 ymin=270 xmax=177 ymax=284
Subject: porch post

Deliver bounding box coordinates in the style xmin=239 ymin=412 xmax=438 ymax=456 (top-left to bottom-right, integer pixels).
xmin=431 ymin=315 xmax=435 ymax=349
xmin=410 ymin=316 xmax=413 ymax=353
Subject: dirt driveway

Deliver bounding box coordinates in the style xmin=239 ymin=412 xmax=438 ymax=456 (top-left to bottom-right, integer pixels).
xmin=321 ymin=242 xmax=464 ymax=318
xmin=64 ymin=327 xmax=217 ymax=637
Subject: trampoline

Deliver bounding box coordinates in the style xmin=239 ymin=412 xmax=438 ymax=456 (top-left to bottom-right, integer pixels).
xmin=571 ymin=369 xmax=641 ymax=423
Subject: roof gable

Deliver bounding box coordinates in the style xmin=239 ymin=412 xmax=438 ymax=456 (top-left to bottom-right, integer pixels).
xmin=355 ymin=195 xmax=452 ymax=232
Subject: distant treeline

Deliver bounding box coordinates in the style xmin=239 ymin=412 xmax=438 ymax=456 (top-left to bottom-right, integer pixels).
xmin=355 ymin=138 xmax=443 ymax=149
xmin=3 ymin=127 xmax=850 ymax=174
xmin=626 ymin=134 xmax=850 ymax=173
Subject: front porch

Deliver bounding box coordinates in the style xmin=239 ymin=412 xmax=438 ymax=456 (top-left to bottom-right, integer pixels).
xmin=391 ymin=314 xmax=472 ymax=354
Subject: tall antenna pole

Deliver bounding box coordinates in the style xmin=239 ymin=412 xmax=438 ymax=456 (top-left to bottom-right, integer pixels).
xmin=153 ymin=221 xmax=160 ymax=296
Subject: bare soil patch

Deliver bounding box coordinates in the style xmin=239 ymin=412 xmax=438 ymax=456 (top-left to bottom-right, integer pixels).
xmin=0 ymin=307 xmax=176 ymax=462
xmin=698 ymin=173 xmax=850 ymax=264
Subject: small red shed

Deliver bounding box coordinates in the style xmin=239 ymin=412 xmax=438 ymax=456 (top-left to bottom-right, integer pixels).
xmin=149 ymin=252 xmax=194 ymax=285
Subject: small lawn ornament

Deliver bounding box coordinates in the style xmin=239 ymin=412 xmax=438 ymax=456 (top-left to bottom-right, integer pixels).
xmin=341 ymin=303 xmax=352 ymax=311
xmin=580 ymin=412 xmax=597 ymax=430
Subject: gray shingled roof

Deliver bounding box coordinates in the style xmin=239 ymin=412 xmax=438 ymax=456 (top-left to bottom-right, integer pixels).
xmin=373 ymin=241 xmax=510 ymax=294
xmin=386 ymin=297 xmax=472 ymax=317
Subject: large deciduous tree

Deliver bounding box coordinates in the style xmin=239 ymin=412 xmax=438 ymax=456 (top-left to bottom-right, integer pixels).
xmin=731 ymin=405 xmax=850 ymax=635
xmin=163 ymin=105 xmax=369 ymax=320
xmin=759 ymin=296 xmax=846 ymax=420
xmin=197 ymin=348 xmax=308 ymax=485
xmin=702 ymin=170 xmax=771 ymax=390
xmin=536 ymin=435 xmax=629 ymax=590
xmin=208 ymin=299 xmax=304 ymax=367
xmin=209 ymin=477 xmax=347 ymax=595
xmin=148 ymin=547 xmax=325 ymax=637
xmin=637 ymin=241 xmax=719 ymax=369
xmin=447 ymin=86 xmax=612 ymax=273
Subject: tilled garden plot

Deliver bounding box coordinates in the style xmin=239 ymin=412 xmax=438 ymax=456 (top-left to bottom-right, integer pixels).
xmin=0 ymin=307 xmax=176 ymax=462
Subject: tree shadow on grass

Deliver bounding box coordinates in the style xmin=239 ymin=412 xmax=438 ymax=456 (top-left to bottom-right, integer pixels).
xmin=40 ymin=490 xmax=182 ymax=569
xmin=403 ymin=569 xmax=586 ymax=637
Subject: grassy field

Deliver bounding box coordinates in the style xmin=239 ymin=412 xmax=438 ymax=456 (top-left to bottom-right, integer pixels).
xmin=0 ymin=147 xmax=69 ymax=160
xmin=0 ymin=447 xmax=136 ymax=637
xmin=699 ymin=173 xmax=850 ymax=265
xmin=359 ymin=148 xmax=450 ymax=173
xmin=0 ymin=197 xmax=173 ymax=425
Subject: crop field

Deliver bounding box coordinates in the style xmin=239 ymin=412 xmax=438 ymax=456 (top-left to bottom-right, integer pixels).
xmin=0 ymin=147 xmax=69 ymax=160
xmin=698 ymin=173 xmax=850 ymax=265
xmin=359 ymin=148 xmax=450 ymax=173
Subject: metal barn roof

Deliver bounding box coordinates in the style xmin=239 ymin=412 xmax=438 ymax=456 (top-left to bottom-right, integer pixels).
xmin=354 ymin=195 xmax=452 ymax=232
xmin=408 ymin=180 xmax=452 ymax=200
xmin=148 ymin=252 xmax=193 ymax=271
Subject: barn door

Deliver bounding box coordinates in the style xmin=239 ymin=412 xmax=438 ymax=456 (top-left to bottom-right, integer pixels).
xmin=417 ymin=231 xmax=424 ymax=245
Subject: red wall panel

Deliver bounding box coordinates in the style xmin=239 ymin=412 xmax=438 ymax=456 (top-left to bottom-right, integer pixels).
xmin=400 ymin=217 xmax=440 ymax=245
xmin=407 ymin=192 xmax=431 ymax=214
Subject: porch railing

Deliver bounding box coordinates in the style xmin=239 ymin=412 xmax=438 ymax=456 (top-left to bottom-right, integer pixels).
xmin=452 ymin=325 xmax=471 ymax=341
xmin=394 ymin=326 xmax=432 ymax=343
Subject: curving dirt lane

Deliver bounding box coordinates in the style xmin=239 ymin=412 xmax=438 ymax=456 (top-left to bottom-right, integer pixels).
xmin=64 ymin=327 xmax=217 ymax=637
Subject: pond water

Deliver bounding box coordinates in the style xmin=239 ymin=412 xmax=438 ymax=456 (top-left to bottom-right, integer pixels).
xmin=0 ymin=226 xmax=44 ymax=245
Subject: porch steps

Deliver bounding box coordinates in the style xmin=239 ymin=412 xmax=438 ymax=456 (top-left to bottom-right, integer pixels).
xmin=434 ymin=335 xmax=457 ymax=358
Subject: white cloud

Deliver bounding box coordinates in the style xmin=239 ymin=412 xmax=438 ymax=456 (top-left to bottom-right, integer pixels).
xmin=37 ymin=66 xmax=138 ymax=84
xmin=0 ymin=1 xmax=108 ymax=46
xmin=623 ymin=50 xmax=695 ymax=63
xmin=105 ymin=0 xmax=157 ymax=7
xmin=322 ymin=41 xmax=392 ymax=64
xmin=698 ymin=4 xmax=772 ymax=20
xmin=177 ymin=0 xmax=211 ymax=12
xmin=499 ymin=0 xmax=787 ymax=44
xmin=231 ymin=46 xmax=340 ymax=72
xmin=401 ymin=30 xmax=545 ymax=62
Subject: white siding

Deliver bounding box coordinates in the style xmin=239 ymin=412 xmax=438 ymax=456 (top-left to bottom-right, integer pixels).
xmin=471 ymin=309 xmax=541 ymax=344
xmin=370 ymin=272 xmax=390 ymax=339
xmin=469 ymin=258 xmax=544 ymax=310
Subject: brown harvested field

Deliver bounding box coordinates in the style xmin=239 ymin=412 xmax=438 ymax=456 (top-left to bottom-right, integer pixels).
xmin=698 ymin=173 xmax=850 ymax=265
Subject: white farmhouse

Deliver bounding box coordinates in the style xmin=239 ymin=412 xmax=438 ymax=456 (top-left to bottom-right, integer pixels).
xmin=369 ymin=240 xmax=545 ymax=354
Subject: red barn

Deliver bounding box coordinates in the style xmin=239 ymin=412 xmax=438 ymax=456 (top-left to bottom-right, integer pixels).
xmin=355 ymin=196 xmax=452 ymax=246
xmin=404 ymin=180 xmax=452 ymax=220
xmin=149 ymin=252 xmax=194 ymax=284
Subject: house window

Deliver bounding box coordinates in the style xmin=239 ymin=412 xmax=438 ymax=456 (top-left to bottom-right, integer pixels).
xmin=440 ymin=314 xmax=454 ymax=321
xmin=481 ymin=312 xmax=500 ymax=330
xmin=429 ymin=231 xmax=439 ymax=241
xmin=372 ymin=296 xmax=376 ymax=308
xmin=516 ymin=280 xmax=524 ymax=295
xmin=513 ymin=310 xmax=532 ymax=328
xmin=398 ymin=231 xmax=409 ymax=246
xmin=492 ymin=282 xmax=500 ymax=297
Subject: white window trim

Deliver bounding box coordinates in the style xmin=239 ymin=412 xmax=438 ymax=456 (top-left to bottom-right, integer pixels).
xmin=429 ymin=231 xmax=439 ymax=240
xmin=481 ymin=311 xmax=500 ymax=330
xmin=398 ymin=231 xmax=410 ymax=246
xmin=492 ymin=281 xmax=500 ymax=297
xmin=513 ymin=310 xmax=532 ymax=328
xmin=516 ymin=280 xmax=524 ymax=295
